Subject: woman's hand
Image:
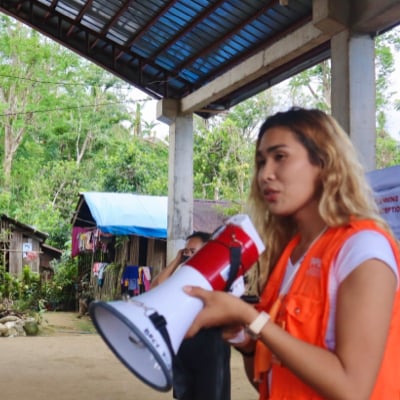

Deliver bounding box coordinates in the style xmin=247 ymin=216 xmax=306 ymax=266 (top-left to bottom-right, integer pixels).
xmin=183 ymin=285 xmax=258 ymax=337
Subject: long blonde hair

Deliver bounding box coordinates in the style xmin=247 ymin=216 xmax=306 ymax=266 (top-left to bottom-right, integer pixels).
xmin=247 ymin=107 xmax=393 ymax=291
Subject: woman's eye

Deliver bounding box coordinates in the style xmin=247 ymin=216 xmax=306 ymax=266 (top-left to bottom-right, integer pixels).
xmin=274 ymin=153 xmax=285 ymax=161
xmin=256 ymin=158 xmax=265 ymax=168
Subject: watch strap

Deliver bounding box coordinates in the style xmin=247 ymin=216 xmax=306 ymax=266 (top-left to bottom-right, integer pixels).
xmin=246 ymin=311 xmax=270 ymax=339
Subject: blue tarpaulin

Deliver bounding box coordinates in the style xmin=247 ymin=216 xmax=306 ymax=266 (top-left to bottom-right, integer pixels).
xmin=81 ymin=192 xmax=168 ymax=239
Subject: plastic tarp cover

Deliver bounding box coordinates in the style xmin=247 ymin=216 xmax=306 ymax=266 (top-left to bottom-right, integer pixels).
xmin=82 ymin=192 xmax=168 ymax=238
xmin=367 ymin=165 xmax=400 ymax=239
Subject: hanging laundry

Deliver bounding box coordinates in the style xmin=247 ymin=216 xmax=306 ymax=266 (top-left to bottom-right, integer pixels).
xmin=93 ymin=262 xmax=102 ymax=277
xmin=121 ymin=265 xmax=140 ymax=297
xmin=71 ymin=227 xmax=91 ymax=257
xmin=77 ymin=231 xmax=95 ymax=251
xmin=97 ymin=263 xmax=109 ymax=287
xmin=139 ymin=266 xmax=152 ymax=292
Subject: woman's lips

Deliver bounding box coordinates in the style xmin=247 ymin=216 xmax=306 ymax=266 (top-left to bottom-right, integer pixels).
xmin=263 ymin=189 xmax=279 ymax=202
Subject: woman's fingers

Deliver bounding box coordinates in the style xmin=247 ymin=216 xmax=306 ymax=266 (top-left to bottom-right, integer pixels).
xmin=183 ymin=285 xmax=208 ymax=299
xmin=183 ymin=285 xmax=251 ymax=333
xmin=183 ymin=286 xmax=210 ymax=337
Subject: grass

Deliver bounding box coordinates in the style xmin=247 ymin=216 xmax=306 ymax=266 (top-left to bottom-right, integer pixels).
xmin=38 ymin=311 xmax=98 ymax=336
xmin=76 ymin=318 xmax=97 ymax=334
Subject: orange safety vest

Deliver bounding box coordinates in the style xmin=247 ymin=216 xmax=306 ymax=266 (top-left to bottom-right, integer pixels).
xmin=254 ymin=220 xmax=400 ymax=400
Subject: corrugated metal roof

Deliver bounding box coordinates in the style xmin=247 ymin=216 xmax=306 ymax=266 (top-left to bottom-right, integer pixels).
xmin=2 ymin=1 xmax=398 ymax=117
xmin=0 ymin=0 xmax=323 ymax=117
xmin=0 ymin=214 xmax=48 ymax=241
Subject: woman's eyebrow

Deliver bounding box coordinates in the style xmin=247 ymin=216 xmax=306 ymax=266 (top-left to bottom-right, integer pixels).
xmin=256 ymin=143 xmax=287 ymax=156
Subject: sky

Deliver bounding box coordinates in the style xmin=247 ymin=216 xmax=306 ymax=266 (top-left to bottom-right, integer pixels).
xmin=127 ymin=88 xmax=169 ymax=140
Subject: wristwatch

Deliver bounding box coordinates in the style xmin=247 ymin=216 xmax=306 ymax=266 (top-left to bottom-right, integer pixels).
xmin=245 ymin=311 xmax=270 ymax=339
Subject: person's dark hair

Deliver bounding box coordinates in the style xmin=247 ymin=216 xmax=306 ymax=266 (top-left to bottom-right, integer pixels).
xmin=186 ymin=231 xmax=211 ymax=243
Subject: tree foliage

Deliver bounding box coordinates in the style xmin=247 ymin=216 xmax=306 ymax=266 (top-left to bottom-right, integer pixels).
xmin=100 ymin=137 xmax=169 ymax=195
xmin=286 ymin=27 xmax=400 ymax=167
xmin=193 ymin=91 xmax=276 ymax=207
xmin=0 ymin=15 xmax=398 ymax=252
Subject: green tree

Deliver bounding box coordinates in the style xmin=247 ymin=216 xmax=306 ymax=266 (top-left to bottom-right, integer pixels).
xmin=32 ymin=62 xmax=132 ymax=165
xmin=287 ymin=28 xmax=399 ymax=124
xmin=376 ymin=132 xmax=400 ymax=168
xmin=286 ymin=27 xmax=400 ymax=167
xmin=193 ymin=91 xmax=275 ymax=206
xmin=101 ymin=136 xmax=169 ymax=195
xmin=0 ymin=16 xmax=398 ymax=255
xmin=288 ymin=60 xmax=331 ymax=111
xmin=0 ymin=16 xmax=66 ymax=188
xmin=0 ymin=16 xmax=137 ymax=246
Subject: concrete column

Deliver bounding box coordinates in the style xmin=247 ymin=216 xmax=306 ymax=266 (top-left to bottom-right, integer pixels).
xmin=157 ymin=99 xmax=194 ymax=263
xmin=331 ymin=30 xmax=376 ymax=171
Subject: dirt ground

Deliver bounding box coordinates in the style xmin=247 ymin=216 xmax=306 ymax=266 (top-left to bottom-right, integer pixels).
xmin=0 ymin=311 xmax=258 ymax=400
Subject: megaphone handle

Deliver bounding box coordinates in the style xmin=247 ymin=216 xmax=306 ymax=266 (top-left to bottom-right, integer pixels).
xmin=224 ymin=245 xmax=241 ymax=292
xmin=149 ymin=312 xmax=176 ymax=360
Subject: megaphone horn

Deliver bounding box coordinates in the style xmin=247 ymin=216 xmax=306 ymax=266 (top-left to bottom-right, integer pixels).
xmin=89 ymin=214 xmax=265 ymax=392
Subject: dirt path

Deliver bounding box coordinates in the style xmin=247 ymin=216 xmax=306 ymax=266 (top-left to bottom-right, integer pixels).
xmin=0 ymin=312 xmax=257 ymax=400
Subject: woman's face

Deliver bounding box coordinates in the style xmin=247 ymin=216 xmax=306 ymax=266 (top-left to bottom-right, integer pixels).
xmin=182 ymin=236 xmax=205 ymax=262
xmin=256 ymin=126 xmax=322 ymax=219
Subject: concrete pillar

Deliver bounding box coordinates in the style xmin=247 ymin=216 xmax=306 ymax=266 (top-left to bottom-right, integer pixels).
xmin=157 ymin=99 xmax=194 ymax=263
xmin=331 ymin=30 xmax=376 ymax=171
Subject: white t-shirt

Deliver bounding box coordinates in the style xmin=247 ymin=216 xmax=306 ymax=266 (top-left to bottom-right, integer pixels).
xmin=282 ymin=230 xmax=398 ymax=350
xmin=325 ymin=230 xmax=398 ymax=349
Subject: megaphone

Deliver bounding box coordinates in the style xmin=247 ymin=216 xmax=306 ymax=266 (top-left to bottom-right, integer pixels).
xmin=89 ymin=214 xmax=265 ymax=392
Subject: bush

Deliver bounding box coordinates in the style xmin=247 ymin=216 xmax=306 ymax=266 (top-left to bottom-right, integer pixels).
xmin=0 ymin=265 xmax=44 ymax=312
xmin=44 ymin=253 xmax=78 ymax=311
xmin=0 ymin=253 xmax=79 ymax=313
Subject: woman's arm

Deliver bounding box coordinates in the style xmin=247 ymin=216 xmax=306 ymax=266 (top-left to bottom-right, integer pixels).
xmin=151 ymin=250 xmax=183 ymax=288
xmin=249 ymin=259 xmax=396 ymax=400
xmin=185 ymin=259 xmax=397 ymax=400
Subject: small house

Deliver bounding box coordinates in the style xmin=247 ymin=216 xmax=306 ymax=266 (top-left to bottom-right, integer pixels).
xmin=71 ymin=192 xmax=230 ymax=300
xmin=0 ymin=214 xmax=62 ymax=278
xmin=40 ymin=243 xmax=63 ymax=281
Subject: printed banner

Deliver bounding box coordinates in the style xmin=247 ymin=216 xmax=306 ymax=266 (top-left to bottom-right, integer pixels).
xmin=367 ymin=165 xmax=400 ymax=239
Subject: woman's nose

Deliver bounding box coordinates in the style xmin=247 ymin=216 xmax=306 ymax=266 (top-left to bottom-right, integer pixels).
xmin=260 ymin=161 xmax=275 ymax=181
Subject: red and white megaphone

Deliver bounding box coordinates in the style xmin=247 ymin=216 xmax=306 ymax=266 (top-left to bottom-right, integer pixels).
xmin=89 ymin=214 xmax=264 ymax=392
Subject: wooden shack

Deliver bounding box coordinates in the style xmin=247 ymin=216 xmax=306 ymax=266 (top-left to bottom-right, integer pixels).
xmin=40 ymin=243 xmax=63 ymax=281
xmin=0 ymin=214 xmax=62 ymax=278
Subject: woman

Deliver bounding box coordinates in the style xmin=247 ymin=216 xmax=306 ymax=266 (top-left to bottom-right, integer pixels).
xmin=184 ymin=107 xmax=400 ymax=399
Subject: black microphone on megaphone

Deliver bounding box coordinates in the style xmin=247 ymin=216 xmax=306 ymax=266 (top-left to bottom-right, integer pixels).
xmin=89 ymin=214 xmax=265 ymax=392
